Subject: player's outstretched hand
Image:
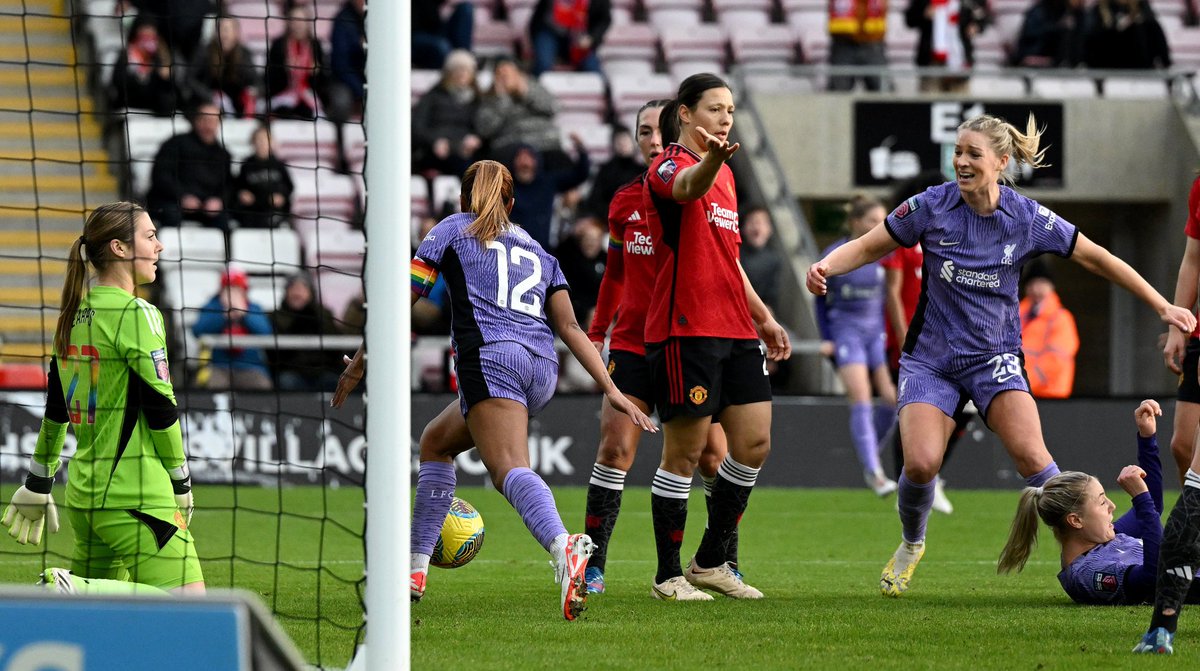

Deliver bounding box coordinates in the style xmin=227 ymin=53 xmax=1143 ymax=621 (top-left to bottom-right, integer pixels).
xmin=1116 ymin=464 xmax=1149 ymax=497
xmin=1 ymin=486 xmax=59 ymax=546
xmin=693 ymin=126 xmax=739 ymax=163
xmin=1163 ymin=327 xmax=1188 ymax=375
xmin=331 ymin=348 xmax=365 ymax=408
xmin=1161 ymin=305 xmax=1198 ymax=339
xmin=758 ymin=318 xmax=792 ymax=361
xmin=806 ymin=261 xmax=829 ymax=295
xmin=605 ymin=389 xmax=658 ymax=433
xmin=1134 ymin=398 xmax=1160 ymax=438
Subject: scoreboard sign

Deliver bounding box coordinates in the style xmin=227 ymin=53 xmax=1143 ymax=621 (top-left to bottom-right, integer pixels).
xmin=853 ymin=100 xmax=1065 ymax=189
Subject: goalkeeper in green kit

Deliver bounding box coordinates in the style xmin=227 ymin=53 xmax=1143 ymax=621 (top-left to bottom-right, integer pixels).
xmin=2 ymin=202 xmax=205 ymax=594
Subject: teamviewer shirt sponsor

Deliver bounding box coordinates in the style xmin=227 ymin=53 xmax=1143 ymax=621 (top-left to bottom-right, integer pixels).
xmin=414 ymin=212 xmax=568 ymax=362
xmin=885 ymin=182 xmax=1078 ymax=368
xmin=643 ymin=143 xmax=757 ymax=344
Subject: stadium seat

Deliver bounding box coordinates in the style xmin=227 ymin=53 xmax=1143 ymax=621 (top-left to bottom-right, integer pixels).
xmin=971 ymin=30 xmax=1008 ymax=68
xmin=304 ymin=225 xmax=364 ymax=271
xmin=598 ymin=23 xmax=659 ymax=62
xmin=473 ymin=19 xmax=519 ymax=58
xmin=728 ymin=24 xmax=799 ymax=66
xmin=786 ymin=8 xmax=827 ymax=36
xmin=158 ymin=226 xmax=226 ymax=271
xmin=609 ymin=73 xmax=676 ymax=118
xmin=291 ymin=168 xmax=359 ymax=223
xmin=612 ymin=6 xmax=634 ymax=24
xmin=539 ymin=71 xmax=608 ymax=116
xmin=342 ymin=122 xmax=365 ymax=174
xmin=968 ymin=74 xmax=1029 ymax=97
xmin=716 ymin=8 xmax=772 ymax=30
xmin=649 ymin=8 xmax=704 ymax=28
xmin=270 ymin=119 xmax=340 ymax=170
xmin=411 ymin=69 xmax=442 ymax=106
xmin=247 ymin=273 xmax=290 ymax=312
xmin=122 ymin=115 xmax=190 ymax=198
xmin=1031 ymin=76 xmax=1099 ymax=99
xmin=219 ymin=118 xmax=260 ymax=163
xmin=602 ymin=58 xmax=657 ymax=79
xmin=230 ymin=227 xmax=303 ymax=276
xmin=660 ymin=24 xmax=728 ymax=68
xmin=560 ymin=124 xmax=613 ymax=162
xmin=743 ymin=71 xmax=817 ymax=93
xmin=1167 ymin=27 xmax=1200 ymax=68
xmin=1102 ymin=76 xmax=1171 ymax=98
xmin=668 ymin=60 xmax=727 ymax=83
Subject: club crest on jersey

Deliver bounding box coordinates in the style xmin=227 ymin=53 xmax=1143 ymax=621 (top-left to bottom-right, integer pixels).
xmin=150 ymin=348 xmax=170 ymax=382
xmin=607 ymin=359 xmax=616 ymax=376
xmin=689 ymin=385 xmax=708 ymax=405
xmin=656 ymin=159 xmax=678 ymax=183
xmin=1093 ymin=571 xmax=1118 ymax=593
xmin=893 ymin=196 xmax=920 ymax=220
xmin=1001 ymin=243 xmax=1016 ymax=266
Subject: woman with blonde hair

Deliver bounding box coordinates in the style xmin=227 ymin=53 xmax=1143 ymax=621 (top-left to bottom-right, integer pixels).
xmin=807 ymin=113 xmax=1195 ymax=598
xmin=2 ymin=202 xmax=203 ymax=593
xmin=998 ymin=400 xmax=1181 ymax=608
xmin=815 ymin=194 xmax=899 ymax=496
xmin=401 ymin=160 xmax=655 ymax=620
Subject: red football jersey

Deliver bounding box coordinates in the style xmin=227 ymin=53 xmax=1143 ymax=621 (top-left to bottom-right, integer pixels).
xmin=643 ymin=143 xmax=756 ymax=343
xmin=588 ymin=174 xmax=656 ymax=355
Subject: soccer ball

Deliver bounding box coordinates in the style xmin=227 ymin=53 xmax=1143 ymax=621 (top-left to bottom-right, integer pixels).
xmin=431 ymin=497 xmax=486 ymax=569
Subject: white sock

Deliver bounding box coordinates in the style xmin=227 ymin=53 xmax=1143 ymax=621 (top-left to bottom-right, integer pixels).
xmin=549 ymin=532 xmax=569 ymax=557
xmin=411 ymin=553 xmax=430 ymax=574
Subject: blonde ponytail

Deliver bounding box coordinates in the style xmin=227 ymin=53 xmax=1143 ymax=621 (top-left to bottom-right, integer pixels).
xmin=958 ymin=113 xmax=1050 ymax=185
xmin=997 ymin=471 xmax=1092 ymax=574
xmin=462 ymin=160 xmax=514 ymax=245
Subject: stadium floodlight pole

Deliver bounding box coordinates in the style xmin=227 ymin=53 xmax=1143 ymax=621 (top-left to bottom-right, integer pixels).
xmin=363 ymin=0 xmax=410 ymax=668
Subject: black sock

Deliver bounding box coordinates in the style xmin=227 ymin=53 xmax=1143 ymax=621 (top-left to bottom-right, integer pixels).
xmin=651 ymin=493 xmax=688 ymax=584
xmin=1151 ymin=483 xmax=1200 ymax=633
xmin=584 ymin=483 xmax=623 ymax=572
xmin=694 ymin=459 xmax=758 ymax=569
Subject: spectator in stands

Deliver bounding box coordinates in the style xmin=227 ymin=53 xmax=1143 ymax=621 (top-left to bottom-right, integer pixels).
xmin=555 ymin=214 xmax=607 ymax=326
xmin=109 ymin=16 xmax=179 ymax=116
xmin=412 ymin=0 xmax=475 ymax=70
xmin=905 ymin=0 xmax=992 ymax=92
xmin=266 ymin=4 xmax=329 ymax=120
xmin=193 ymin=265 xmax=274 ymax=391
xmin=329 ymin=0 xmax=366 ymax=122
xmin=828 ymin=0 xmax=890 ymax=92
xmin=740 ymin=206 xmax=783 ymax=313
xmin=583 ymin=124 xmax=642 ymax=219
xmin=507 ymin=135 xmax=591 ymax=249
xmin=412 ymin=49 xmax=482 ymax=177
xmin=146 ymin=102 xmax=233 ymax=231
xmin=529 ymin=0 xmax=612 ymax=77
xmin=1082 ymin=0 xmax=1171 ymax=70
xmin=233 ymin=125 xmax=294 ymax=228
xmin=1020 ymin=260 xmax=1079 ymax=399
xmin=185 ymin=15 xmax=260 ymax=118
xmin=476 ymin=57 xmax=567 ymax=170
xmin=270 ymin=272 xmax=342 ymax=391
xmin=131 ymin=0 xmax=215 ymax=63
xmin=1010 ymin=0 xmax=1087 ymax=67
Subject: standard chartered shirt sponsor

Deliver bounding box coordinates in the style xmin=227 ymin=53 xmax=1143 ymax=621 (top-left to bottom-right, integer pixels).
xmin=955 ymin=267 xmax=1001 ymax=289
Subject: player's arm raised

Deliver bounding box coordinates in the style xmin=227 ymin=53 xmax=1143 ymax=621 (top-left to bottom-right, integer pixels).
xmin=1071 ymin=233 xmax=1197 ymax=335
xmin=546 ymin=290 xmax=657 ymax=432
xmin=806 ymin=223 xmax=899 ymax=295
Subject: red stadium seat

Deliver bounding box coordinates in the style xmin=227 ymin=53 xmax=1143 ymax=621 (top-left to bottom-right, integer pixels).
xmin=609 ymin=73 xmax=676 ymax=118
xmin=0 ymin=364 xmax=47 ymax=389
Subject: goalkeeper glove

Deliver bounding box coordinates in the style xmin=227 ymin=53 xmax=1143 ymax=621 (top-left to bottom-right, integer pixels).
xmin=171 ymin=470 xmax=193 ymax=528
xmin=2 ymin=473 xmax=60 ymax=546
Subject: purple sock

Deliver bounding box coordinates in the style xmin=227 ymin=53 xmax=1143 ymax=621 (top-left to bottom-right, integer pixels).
xmin=1024 ymin=461 xmax=1060 ymax=488
xmin=850 ymin=401 xmax=881 ymax=473
xmin=502 ymin=467 xmax=568 ymax=552
xmin=411 ymin=461 xmax=457 ymax=555
xmin=897 ymin=471 xmax=935 ymax=543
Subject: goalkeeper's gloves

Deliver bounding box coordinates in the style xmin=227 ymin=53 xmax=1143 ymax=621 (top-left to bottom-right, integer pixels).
xmin=2 ymin=473 xmax=60 ymax=545
xmin=170 ymin=466 xmax=193 ymax=528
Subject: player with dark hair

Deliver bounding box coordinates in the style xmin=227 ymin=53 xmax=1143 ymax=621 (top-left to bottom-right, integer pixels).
xmin=807 ymin=113 xmax=1195 ymax=598
xmin=996 ymin=400 xmax=1195 ymax=609
xmin=2 ymin=202 xmax=204 ymax=593
xmin=582 ymin=99 xmax=736 ymax=595
xmin=643 ymin=73 xmax=791 ymax=601
xmin=815 ymin=194 xmax=898 ymax=496
xmin=403 ymin=160 xmax=655 ymax=621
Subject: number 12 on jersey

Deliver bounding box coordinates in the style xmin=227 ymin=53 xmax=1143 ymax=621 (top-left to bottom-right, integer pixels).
xmin=488 ymin=241 xmax=543 ymax=317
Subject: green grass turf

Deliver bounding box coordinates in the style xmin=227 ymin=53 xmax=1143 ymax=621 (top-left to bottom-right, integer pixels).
xmin=1 ymin=484 xmax=1196 ymax=669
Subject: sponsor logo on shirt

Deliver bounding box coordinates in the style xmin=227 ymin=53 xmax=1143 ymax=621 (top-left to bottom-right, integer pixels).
xmin=707 ymin=202 xmax=739 ymax=233
xmin=625 ymin=231 xmax=653 ymax=256
xmin=656 ymin=159 xmax=677 ymax=183
xmin=689 ymin=385 xmax=708 ymax=405
xmin=1092 ymin=571 xmax=1118 ymax=593
xmin=941 ymin=260 xmax=1000 ymax=288
xmin=150 ymin=348 xmax=170 ymax=382
xmin=1037 ymin=205 xmax=1057 ymax=231
xmin=626 ymin=210 xmax=642 ymax=223
xmin=892 ymin=196 xmax=920 ymax=220
xmin=1001 ymin=243 xmax=1016 ymax=266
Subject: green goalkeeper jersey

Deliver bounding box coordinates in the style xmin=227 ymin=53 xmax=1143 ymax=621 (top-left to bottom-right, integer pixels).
xmin=34 ymin=285 xmax=186 ymax=512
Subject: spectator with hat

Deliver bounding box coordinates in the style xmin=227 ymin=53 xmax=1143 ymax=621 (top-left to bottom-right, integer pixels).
xmin=192 ymin=265 xmax=274 ymax=390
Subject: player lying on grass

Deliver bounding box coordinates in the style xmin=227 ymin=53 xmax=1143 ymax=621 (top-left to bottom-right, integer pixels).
xmin=997 ymin=400 xmax=1200 ymax=608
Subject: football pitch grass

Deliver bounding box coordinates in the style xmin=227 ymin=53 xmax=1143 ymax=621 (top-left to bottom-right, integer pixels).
xmin=2 ymin=483 xmax=1196 ymax=669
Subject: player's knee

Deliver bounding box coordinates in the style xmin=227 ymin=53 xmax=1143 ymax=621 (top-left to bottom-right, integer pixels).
xmin=901 ymin=459 xmax=938 ymax=483
xmin=731 ymin=433 xmax=770 ymax=469
xmin=596 ymin=433 xmax=637 ymax=471
xmin=697 ymin=450 xmax=722 ymax=478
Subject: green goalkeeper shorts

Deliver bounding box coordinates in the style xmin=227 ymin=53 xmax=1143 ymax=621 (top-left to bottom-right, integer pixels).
xmin=67 ymin=507 xmax=203 ymax=590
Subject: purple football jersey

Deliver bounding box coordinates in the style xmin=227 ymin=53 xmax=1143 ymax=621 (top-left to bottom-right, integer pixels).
xmin=1057 ymin=533 xmax=1144 ymax=604
xmin=416 ymin=213 xmax=569 ymax=361
xmin=822 ymin=236 xmax=886 ymax=338
xmin=885 ymin=183 xmax=1078 ymax=369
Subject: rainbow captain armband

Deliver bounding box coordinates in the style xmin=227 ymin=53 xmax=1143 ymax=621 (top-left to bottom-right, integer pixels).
xmin=608 ymin=231 xmax=621 ymax=252
xmin=411 ymin=257 xmax=439 ymax=298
